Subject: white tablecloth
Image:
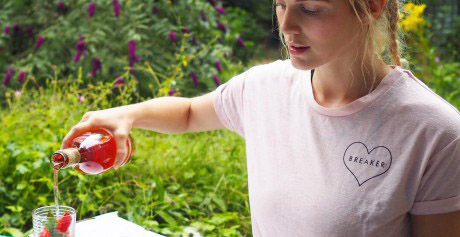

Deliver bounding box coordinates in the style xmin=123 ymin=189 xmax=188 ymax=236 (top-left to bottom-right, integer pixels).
xmin=75 ymin=212 xmax=164 ymax=237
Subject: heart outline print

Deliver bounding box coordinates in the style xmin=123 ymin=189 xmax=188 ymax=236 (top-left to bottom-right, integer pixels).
xmin=343 ymin=142 xmax=392 ymax=187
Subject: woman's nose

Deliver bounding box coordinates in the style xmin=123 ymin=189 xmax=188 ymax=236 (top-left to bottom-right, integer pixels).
xmin=279 ymin=7 xmax=302 ymax=35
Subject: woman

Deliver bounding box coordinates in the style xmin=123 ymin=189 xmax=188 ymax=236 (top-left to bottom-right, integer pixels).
xmin=63 ymin=0 xmax=460 ymax=236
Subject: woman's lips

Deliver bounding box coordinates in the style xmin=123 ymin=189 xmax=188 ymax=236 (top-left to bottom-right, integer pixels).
xmin=289 ymin=45 xmax=310 ymax=55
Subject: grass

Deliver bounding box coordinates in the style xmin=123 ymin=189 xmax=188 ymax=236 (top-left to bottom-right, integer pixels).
xmin=0 ymin=76 xmax=251 ymax=237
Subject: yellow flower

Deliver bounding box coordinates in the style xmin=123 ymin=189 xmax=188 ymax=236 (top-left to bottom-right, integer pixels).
xmin=400 ymin=3 xmax=427 ymax=32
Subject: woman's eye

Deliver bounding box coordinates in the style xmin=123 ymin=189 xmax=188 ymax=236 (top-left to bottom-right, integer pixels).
xmin=276 ymin=3 xmax=320 ymax=16
xmin=275 ymin=3 xmax=286 ymax=10
xmin=301 ymin=6 xmax=320 ymax=15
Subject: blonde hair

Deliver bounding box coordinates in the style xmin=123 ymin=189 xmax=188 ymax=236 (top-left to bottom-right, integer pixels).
xmin=273 ymin=0 xmax=409 ymax=94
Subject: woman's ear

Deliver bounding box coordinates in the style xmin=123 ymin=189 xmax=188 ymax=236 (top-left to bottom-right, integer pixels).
xmin=368 ymin=0 xmax=387 ymax=20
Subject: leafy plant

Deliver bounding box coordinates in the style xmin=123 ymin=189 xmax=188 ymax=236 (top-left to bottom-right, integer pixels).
xmin=0 ymin=0 xmax=262 ymax=103
xmin=0 ymin=74 xmax=250 ymax=236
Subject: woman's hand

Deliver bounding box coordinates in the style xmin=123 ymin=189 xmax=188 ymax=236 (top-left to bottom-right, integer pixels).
xmin=61 ymin=105 xmax=135 ymax=169
xmin=61 ymin=93 xmax=221 ymax=169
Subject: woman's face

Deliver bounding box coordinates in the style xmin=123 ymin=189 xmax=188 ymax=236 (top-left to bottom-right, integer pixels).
xmin=275 ymin=0 xmax=365 ymax=70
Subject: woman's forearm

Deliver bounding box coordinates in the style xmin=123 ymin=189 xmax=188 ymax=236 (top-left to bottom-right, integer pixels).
xmin=131 ymin=96 xmax=191 ymax=134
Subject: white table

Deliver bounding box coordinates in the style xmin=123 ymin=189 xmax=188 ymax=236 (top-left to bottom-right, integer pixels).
xmin=75 ymin=212 xmax=164 ymax=237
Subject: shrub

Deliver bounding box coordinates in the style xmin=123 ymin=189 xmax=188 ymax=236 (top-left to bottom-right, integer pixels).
xmin=0 ymin=0 xmax=263 ymax=103
xmin=0 ymin=75 xmax=250 ymax=236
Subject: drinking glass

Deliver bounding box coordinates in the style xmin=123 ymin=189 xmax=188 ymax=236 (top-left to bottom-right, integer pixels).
xmin=32 ymin=206 xmax=76 ymax=237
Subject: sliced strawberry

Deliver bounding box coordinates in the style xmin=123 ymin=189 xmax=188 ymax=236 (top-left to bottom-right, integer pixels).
xmin=38 ymin=227 xmax=51 ymax=237
xmin=55 ymin=211 xmax=72 ymax=233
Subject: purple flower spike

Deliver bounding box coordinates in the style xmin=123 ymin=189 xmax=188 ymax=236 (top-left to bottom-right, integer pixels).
xmin=35 ymin=35 xmax=45 ymax=49
xmin=18 ymin=70 xmax=26 ymax=83
xmin=129 ymin=56 xmax=139 ymax=67
xmin=129 ymin=52 xmax=139 ymax=66
xmin=2 ymin=75 xmax=11 ymax=86
xmin=212 ymin=75 xmax=221 ymax=86
xmin=237 ymin=36 xmax=247 ymax=49
xmin=91 ymin=57 xmax=102 ymax=77
xmin=215 ymin=6 xmax=226 ymax=15
xmin=3 ymin=26 xmax=10 ymax=35
xmin=113 ymin=77 xmax=125 ymax=88
xmin=181 ymin=28 xmax=190 ymax=34
xmin=88 ymin=3 xmax=96 ymax=17
xmin=168 ymin=88 xmax=175 ymax=96
xmin=12 ymin=24 xmax=21 ymax=35
xmin=191 ymin=72 xmax=199 ymax=88
xmin=2 ymin=68 xmax=15 ymax=86
xmin=113 ymin=0 xmax=120 ymax=18
xmin=27 ymin=27 xmax=34 ymax=38
xmin=74 ymin=51 xmax=83 ymax=63
xmin=129 ymin=40 xmax=136 ymax=58
xmin=217 ymin=21 xmax=226 ymax=33
xmin=214 ymin=61 xmax=223 ymax=71
xmin=152 ymin=6 xmax=159 ymax=14
xmin=169 ymin=32 xmax=177 ymax=43
xmin=57 ymin=1 xmax=66 ymax=14
xmin=128 ymin=40 xmax=139 ymax=67
xmin=74 ymin=36 xmax=86 ymax=63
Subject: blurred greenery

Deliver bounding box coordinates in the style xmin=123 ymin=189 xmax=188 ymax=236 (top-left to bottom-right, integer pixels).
xmin=402 ymin=2 xmax=460 ymax=107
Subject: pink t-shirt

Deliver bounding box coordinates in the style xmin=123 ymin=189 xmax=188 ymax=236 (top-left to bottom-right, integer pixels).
xmin=213 ymin=59 xmax=460 ymax=236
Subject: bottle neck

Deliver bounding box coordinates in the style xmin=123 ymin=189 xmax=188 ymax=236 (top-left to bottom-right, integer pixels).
xmin=51 ymin=148 xmax=81 ymax=169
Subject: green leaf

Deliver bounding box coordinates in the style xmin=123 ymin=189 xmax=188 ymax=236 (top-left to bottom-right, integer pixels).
xmin=6 ymin=205 xmax=23 ymax=213
xmin=44 ymin=212 xmax=58 ymax=237
xmin=16 ymin=181 xmax=27 ymax=190
xmin=15 ymin=164 xmax=29 ymax=174
xmin=157 ymin=210 xmax=177 ymax=226
xmin=154 ymin=175 xmax=165 ymax=202
xmin=4 ymin=227 xmax=24 ymax=237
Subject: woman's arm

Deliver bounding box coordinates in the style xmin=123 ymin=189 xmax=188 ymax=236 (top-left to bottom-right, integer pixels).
xmin=187 ymin=91 xmax=224 ymax=133
xmin=62 ymin=91 xmax=224 ymax=168
xmin=411 ymin=210 xmax=460 ymax=237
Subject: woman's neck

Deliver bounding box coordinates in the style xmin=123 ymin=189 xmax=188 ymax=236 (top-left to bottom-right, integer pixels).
xmin=311 ymin=58 xmax=392 ymax=108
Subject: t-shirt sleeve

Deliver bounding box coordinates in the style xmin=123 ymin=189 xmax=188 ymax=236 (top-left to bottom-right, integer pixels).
xmin=410 ymin=136 xmax=460 ymax=215
xmin=213 ymin=70 xmax=249 ymax=138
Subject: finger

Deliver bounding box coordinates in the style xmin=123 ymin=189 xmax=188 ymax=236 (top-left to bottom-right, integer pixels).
xmin=112 ymin=129 xmax=130 ymax=169
xmin=61 ymin=121 xmax=91 ymax=149
xmin=80 ymin=111 xmax=93 ymax=122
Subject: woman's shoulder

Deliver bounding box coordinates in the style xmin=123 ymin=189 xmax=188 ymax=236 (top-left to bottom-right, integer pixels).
xmin=395 ymin=68 xmax=460 ymax=136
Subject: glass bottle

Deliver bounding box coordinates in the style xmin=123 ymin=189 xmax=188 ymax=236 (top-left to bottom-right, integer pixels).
xmin=51 ymin=128 xmax=134 ymax=174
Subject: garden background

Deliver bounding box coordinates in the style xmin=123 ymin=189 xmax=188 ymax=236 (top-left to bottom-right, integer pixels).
xmin=1 ymin=0 xmax=459 ymax=236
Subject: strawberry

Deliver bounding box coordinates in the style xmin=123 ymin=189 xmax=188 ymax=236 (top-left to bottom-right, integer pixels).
xmin=55 ymin=211 xmax=72 ymax=233
xmin=38 ymin=227 xmax=51 ymax=237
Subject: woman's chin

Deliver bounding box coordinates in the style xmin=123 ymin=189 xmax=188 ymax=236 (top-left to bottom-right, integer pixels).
xmin=289 ymin=57 xmax=314 ymax=71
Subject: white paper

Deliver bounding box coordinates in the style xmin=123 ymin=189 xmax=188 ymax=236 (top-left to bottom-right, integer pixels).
xmin=75 ymin=212 xmax=164 ymax=237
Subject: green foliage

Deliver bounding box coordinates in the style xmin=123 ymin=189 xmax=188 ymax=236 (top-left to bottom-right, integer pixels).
xmin=0 ymin=77 xmax=250 ymax=236
xmin=421 ymin=0 xmax=460 ymax=62
xmin=0 ymin=0 xmax=260 ymax=101
xmin=403 ymin=6 xmax=460 ymax=108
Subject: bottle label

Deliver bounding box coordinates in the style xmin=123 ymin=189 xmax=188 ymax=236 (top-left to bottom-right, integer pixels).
xmin=64 ymin=148 xmax=81 ymax=167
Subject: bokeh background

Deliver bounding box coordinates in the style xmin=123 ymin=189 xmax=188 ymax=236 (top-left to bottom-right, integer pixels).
xmin=1 ymin=0 xmax=459 ymax=236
